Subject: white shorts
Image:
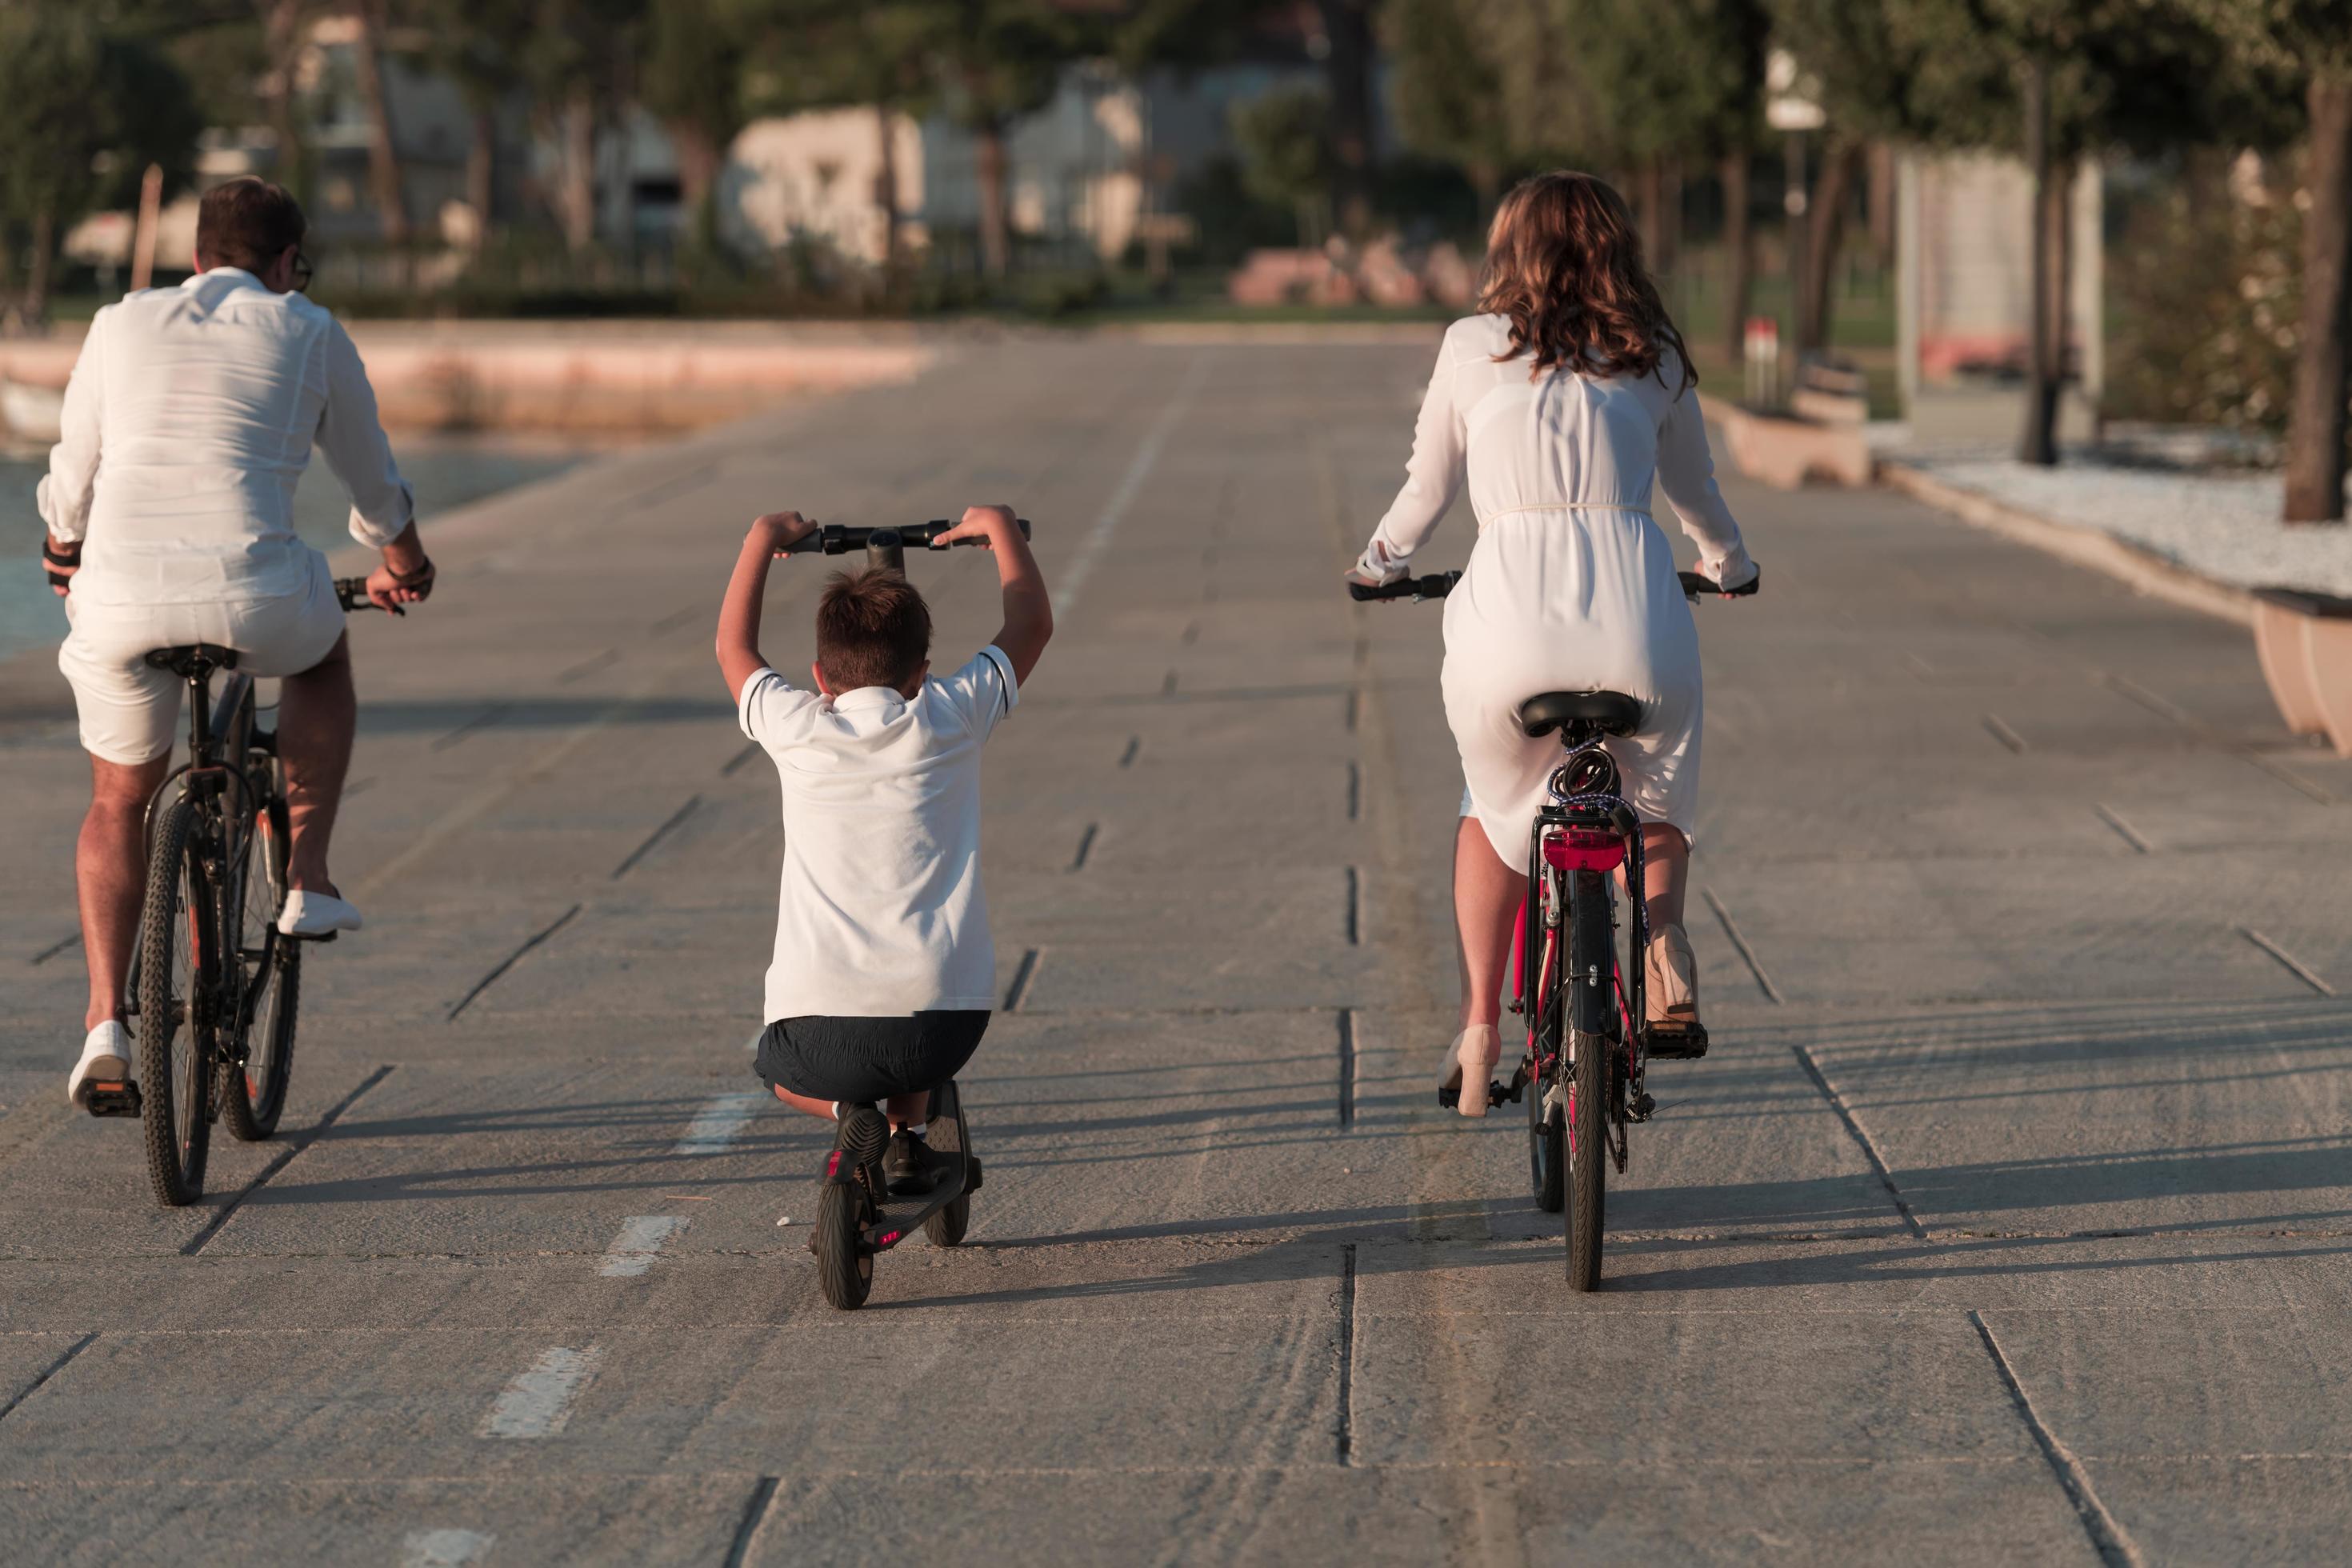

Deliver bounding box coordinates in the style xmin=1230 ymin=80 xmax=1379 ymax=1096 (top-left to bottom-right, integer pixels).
xmin=58 ymin=550 xmax=346 ymax=765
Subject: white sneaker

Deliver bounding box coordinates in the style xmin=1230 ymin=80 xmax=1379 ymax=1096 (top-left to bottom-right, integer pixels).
xmin=68 ymin=1022 xmax=134 ymax=1109
xmin=278 ymin=888 xmax=362 ymax=938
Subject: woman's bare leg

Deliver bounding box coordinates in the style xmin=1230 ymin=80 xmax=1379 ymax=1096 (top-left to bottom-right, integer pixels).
xmin=1454 ymin=816 xmax=1526 ymax=1033
xmin=1641 ymin=822 xmax=1690 ymax=933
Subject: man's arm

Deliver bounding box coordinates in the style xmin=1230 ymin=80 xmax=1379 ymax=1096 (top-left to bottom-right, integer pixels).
xmin=35 ymin=310 xmax=107 ymax=593
xmin=717 ymin=510 xmax=819 ymax=702
xmin=315 ymin=319 xmax=435 ymax=610
xmin=935 ymin=505 xmax=1052 ymax=684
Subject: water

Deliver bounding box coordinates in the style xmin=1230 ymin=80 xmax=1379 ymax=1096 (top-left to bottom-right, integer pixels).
xmin=2 ymin=436 xmax=590 ymax=663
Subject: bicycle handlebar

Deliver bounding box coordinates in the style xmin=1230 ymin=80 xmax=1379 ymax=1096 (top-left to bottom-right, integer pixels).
xmin=334 ymin=577 xmax=402 ymax=615
xmin=784 ymin=518 xmax=1034 ymax=555
xmin=1348 ymin=566 xmax=1760 ymax=603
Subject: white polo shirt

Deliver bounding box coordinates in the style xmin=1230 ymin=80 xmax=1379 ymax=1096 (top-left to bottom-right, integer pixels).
xmin=738 ymin=647 xmax=1018 ymax=1021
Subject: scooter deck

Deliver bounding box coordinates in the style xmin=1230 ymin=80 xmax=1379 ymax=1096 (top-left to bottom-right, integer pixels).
xmin=857 ymin=1152 xmax=982 ymax=1253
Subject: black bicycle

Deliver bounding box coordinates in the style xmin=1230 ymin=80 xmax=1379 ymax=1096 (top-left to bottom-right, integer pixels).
xmin=1351 ymin=562 xmax=1758 ymax=1289
xmin=106 ymin=577 xmax=396 ymax=1206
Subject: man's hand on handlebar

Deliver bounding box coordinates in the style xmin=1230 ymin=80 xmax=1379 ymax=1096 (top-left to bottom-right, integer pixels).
xmin=751 ymin=510 xmax=821 ymax=556
xmin=42 ymin=536 xmax=81 ymax=598
xmin=366 ymin=522 xmax=437 ymax=613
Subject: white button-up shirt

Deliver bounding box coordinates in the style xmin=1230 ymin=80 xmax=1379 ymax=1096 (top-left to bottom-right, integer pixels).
xmin=36 ymin=267 xmax=412 ymax=606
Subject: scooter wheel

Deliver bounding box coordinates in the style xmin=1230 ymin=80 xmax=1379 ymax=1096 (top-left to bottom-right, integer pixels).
xmin=814 ymin=1179 xmax=872 ymax=1310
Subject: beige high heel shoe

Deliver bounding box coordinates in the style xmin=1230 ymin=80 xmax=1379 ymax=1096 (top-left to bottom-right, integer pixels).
xmin=1643 ymin=924 xmax=1709 ymax=1058
xmin=1437 ymin=1025 xmax=1502 ymax=1118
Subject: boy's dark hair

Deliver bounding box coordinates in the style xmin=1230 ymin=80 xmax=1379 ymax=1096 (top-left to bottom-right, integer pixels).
xmin=816 ymin=568 xmax=932 ymax=690
xmin=197 ymin=177 xmax=306 ymax=275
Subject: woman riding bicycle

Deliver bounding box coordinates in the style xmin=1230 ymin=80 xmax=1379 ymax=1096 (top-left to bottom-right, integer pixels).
xmin=1345 ymin=171 xmax=1758 ymax=1113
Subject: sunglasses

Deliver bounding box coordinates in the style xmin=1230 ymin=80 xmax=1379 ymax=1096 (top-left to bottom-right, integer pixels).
xmin=291 ymin=250 xmax=314 ymax=293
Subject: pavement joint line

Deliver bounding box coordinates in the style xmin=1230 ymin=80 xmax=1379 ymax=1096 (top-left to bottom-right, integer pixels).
xmin=670 ymin=1093 xmax=766 ymax=1156
xmin=1335 ymin=1242 xmax=1358 ymax=1466
xmin=1051 ymin=350 xmax=1210 ymax=618
xmin=1346 ymin=866 xmax=1361 ymax=946
xmin=595 ymin=1215 xmax=689 ymax=1278
xmin=648 ymin=601 xmax=706 ymax=634
xmin=0 ymin=1333 xmax=95 ymax=1427
xmin=478 ymin=1344 xmax=602 ymax=1439
xmin=446 ymin=905 xmax=585 ymax=1022
xmin=430 ymin=703 xmax=510 ymax=752
xmin=2094 ymin=804 xmax=2153 ymax=854
xmin=27 ymin=930 xmax=80 ymax=966
xmin=1337 ymin=1009 xmax=1357 ymax=1130
xmin=610 ymin=794 xmax=702 ymax=880
xmin=1117 ymin=734 xmax=1141 ymax=767
xmin=2098 ymin=670 xmax=2195 ymax=727
xmin=1970 ymin=1310 xmax=2146 ymax=1568
xmin=720 ymin=740 xmax=762 ymax=776
xmin=1068 ymin=822 xmax=1098 ymax=872
xmin=2235 ymin=926 xmax=2337 ymax=997
xmin=2238 ymin=748 xmax=2338 ymax=805
xmin=1161 ymin=667 xmax=1178 ymax=696
xmin=723 ymin=1476 xmax=782 ymax=1568
xmin=182 ymin=1065 xmax=395 ymax=1256
xmin=1002 ymin=948 xmax=1041 ymax=1012
xmin=1343 ymin=687 xmax=1359 ymax=733
xmin=2098 ymin=670 xmax=2341 ymax=804
xmin=1346 ymin=760 xmax=1361 ymax=821
xmin=1788 ymin=1042 xmax=1929 ymax=1241
xmin=556 ymin=646 xmax=622 ymax=685
xmin=1982 ymin=713 xmax=2028 ymax=754
xmin=1699 ymin=886 xmax=1782 ymax=1003
xmin=402 ymin=1530 xmax=495 ymax=1567
xmin=1181 ymin=618 xmax=1200 ymax=646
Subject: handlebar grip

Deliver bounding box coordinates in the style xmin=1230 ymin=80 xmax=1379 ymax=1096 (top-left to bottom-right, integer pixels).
xmin=923 ymin=518 xmax=1034 ymax=546
xmin=1678 ymin=566 xmax=1762 ymax=598
xmin=1347 ymin=580 xmax=1386 ymax=602
xmin=334 ymin=577 xmax=402 ymax=615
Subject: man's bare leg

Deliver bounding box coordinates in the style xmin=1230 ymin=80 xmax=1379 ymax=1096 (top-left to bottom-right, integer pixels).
xmin=80 ymin=755 xmax=170 ymax=1031
xmin=277 ymin=632 xmax=354 ymax=893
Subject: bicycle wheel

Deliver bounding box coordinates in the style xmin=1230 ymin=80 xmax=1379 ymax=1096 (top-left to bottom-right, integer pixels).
xmin=222 ymin=794 xmax=298 ymax=1142
xmin=814 ymin=1178 xmax=873 ymax=1310
xmin=924 ymin=1082 xmax=972 ymax=1247
xmin=1526 ymin=902 xmax=1565 ymax=1213
xmin=1564 ymin=870 xmax=1612 ymax=1290
xmin=138 ymin=798 xmax=212 ymax=1206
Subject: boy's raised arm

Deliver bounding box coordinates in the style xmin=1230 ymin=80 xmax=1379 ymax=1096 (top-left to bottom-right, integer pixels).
xmin=937 ymin=504 xmax=1052 ymax=685
xmin=717 ymin=510 xmax=818 ymax=702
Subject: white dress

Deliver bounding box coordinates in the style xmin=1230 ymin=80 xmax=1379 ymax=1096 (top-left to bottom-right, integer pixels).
xmin=1362 ymin=313 xmax=1754 ymax=864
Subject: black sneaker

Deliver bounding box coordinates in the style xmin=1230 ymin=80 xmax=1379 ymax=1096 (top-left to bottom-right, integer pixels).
xmin=883 ymin=1129 xmax=946 ymax=1196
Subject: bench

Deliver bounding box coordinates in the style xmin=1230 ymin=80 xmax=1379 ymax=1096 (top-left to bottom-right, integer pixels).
xmin=2252 ymin=587 xmax=2352 ymax=758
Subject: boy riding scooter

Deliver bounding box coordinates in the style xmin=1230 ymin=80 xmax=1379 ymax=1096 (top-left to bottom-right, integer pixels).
xmin=715 ymin=504 xmax=1050 ymax=1304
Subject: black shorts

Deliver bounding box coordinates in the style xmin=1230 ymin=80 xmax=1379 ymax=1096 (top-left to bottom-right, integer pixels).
xmin=754 ymin=1011 xmax=990 ymax=1105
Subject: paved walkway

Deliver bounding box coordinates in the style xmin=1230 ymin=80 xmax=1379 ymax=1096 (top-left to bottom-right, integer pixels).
xmin=3 ymin=338 xmax=2349 ymax=1564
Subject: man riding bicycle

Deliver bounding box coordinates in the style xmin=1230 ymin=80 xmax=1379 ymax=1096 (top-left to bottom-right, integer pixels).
xmin=38 ymin=177 xmax=434 ymax=1112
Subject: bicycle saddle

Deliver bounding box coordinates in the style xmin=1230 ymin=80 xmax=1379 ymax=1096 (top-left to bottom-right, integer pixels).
xmin=1518 ymin=690 xmax=1642 ymax=738
xmin=142 ymin=643 xmax=238 ymax=676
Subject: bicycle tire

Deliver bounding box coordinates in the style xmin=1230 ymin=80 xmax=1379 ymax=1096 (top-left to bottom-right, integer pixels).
xmin=222 ymin=797 xmax=298 ymax=1142
xmin=1564 ymin=870 xmax=1612 ymax=1290
xmin=1526 ymin=904 xmax=1566 ymax=1213
xmin=924 ymin=1082 xmax=972 ymax=1247
xmin=138 ymin=798 xmax=211 ymax=1206
xmin=814 ymin=1178 xmax=873 ymax=1310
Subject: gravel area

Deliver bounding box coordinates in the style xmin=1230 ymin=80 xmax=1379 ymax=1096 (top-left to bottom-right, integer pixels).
xmin=1900 ymin=446 xmax=2352 ymax=596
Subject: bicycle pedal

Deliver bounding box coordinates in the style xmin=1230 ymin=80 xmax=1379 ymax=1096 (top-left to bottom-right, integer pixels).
xmin=1642 ymin=1025 xmax=1709 ymax=1062
xmin=286 ymin=930 xmax=338 ymax=944
xmin=1436 ymin=1085 xmax=1462 ymax=1109
xmin=82 ymin=1082 xmax=142 ymax=1118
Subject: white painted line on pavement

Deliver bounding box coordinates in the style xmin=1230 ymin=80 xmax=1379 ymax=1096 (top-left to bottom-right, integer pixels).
xmin=479 ymin=1346 xmax=602 ymax=1439
xmin=672 ymin=1093 xmax=766 ymax=1155
xmin=598 ymin=1215 xmax=688 ymax=1278
xmin=1053 ymin=353 xmax=1211 ymax=618
xmin=403 ymin=1529 xmax=496 ymax=1567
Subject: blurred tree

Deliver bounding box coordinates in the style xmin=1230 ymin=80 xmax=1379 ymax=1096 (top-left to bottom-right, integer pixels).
xmin=350 ymin=0 xmax=410 ymax=242
xmin=2194 ymin=1 xmax=2352 ymax=522
xmin=925 ymin=1 xmax=1088 ymax=279
xmin=1385 ymin=0 xmax=1513 ymax=215
xmin=517 ymin=0 xmax=645 ymax=254
xmin=398 ymin=0 xmax=538 ymax=247
xmin=0 ymin=3 xmax=201 ymax=326
xmin=1233 ymin=83 xmax=1336 ymax=247
xmin=639 ymin=0 xmax=751 ymax=254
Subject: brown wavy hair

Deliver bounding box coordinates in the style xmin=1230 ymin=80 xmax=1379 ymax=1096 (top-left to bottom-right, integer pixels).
xmin=1478 ymin=171 xmax=1694 ymax=393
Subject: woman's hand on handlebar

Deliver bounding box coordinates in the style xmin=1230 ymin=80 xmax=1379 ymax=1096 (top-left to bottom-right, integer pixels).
xmin=751 ymin=510 xmax=820 ymax=556
xmin=1343 ymin=538 xmax=1407 ymax=590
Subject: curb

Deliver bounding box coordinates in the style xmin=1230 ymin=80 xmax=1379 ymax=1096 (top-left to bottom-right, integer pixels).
xmin=1880 ymin=462 xmax=2257 ymax=629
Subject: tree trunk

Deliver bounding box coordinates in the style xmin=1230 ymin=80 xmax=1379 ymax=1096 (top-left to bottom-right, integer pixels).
xmin=974 ymin=120 xmax=1010 ymax=280
xmin=466 ymin=105 xmax=496 ymax=249
xmin=1799 ymin=138 xmax=1863 ymax=356
xmin=23 ymin=207 xmax=56 ymax=328
xmin=350 ymin=0 xmax=409 ymax=245
xmin=560 ymin=87 xmax=597 ymax=254
xmin=1866 ymin=141 xmax=1898 ymax=258
xmin=670 ymin=123 xmax=721 ymax=254
xmin=1318 ymin=0 xmax=1375 ymax=240
xmin=874 ymin=105 xmax=902 ymax=276
xmin=1658 ymin=158 xmax=1683 ymax=279
xmin=2018 ymin=58 xmax=2060 ymax=467
xmin=259 ymin=0 xmax=309 ymax=201
xmin=1634 ymin=158 xmax=1663 ymax=260
xmin=1722 ymin=151 xmax=1752 ymax=363
xmin=2286 ymin=75 xmax=2352 ymax=523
